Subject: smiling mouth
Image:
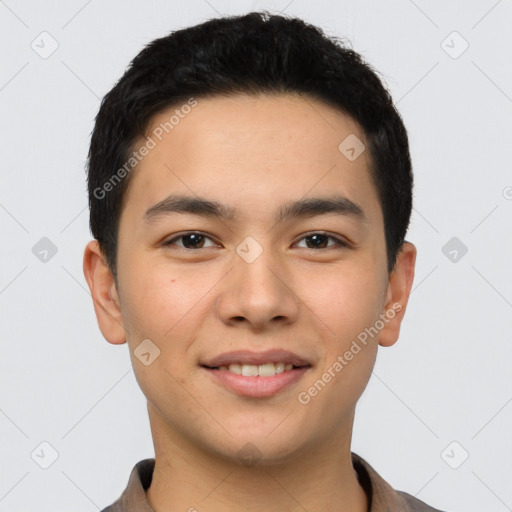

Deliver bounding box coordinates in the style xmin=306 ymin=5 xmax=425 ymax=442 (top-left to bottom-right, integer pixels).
xmin=202 ymin=362 xmax=310 ymax=377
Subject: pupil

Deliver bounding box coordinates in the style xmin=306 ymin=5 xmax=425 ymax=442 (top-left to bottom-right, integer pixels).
xmin=308 ymin=234 xmax=326 ymax=248
xmin=185 ymin=234 xmax=202 ymax=248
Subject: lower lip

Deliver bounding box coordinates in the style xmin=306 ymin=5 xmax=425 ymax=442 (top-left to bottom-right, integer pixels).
xmin=203 ymin=366 xmax=310 ymax=398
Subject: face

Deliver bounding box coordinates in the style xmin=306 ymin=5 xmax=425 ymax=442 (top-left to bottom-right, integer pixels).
xmin=84 ymin=92 xmax=416 ymax=465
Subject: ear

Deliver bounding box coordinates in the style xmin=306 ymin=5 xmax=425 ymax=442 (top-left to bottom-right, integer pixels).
xmin=83 ymin=240 xmax=127 ymax=345
xmin=378 ymin=241 xmax=417 ymax=347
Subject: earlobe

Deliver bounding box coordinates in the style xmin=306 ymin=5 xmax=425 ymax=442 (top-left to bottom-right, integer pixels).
xmin=378 ymin=242 xmax=417 ymax=348
xmin=83 ymin=240 xmax=127 ymax=345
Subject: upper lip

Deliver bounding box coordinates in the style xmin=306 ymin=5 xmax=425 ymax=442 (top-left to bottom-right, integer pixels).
xmin=202 ymin=349 xmax=311 ymax=368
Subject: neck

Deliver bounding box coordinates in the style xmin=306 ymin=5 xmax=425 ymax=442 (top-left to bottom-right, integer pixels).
xmin=145 ymin=404 xmax=368 ymax=512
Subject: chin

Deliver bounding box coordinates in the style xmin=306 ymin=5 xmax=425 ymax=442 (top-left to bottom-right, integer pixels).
xmin=206 ymin=424 xmax=311 ymax=468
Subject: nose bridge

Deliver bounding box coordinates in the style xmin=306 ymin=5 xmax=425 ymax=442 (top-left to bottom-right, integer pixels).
xmin=237 ymin=240 xmax=281 ymax=296
xmin=216 ymin=237 xmax=298 ymax=328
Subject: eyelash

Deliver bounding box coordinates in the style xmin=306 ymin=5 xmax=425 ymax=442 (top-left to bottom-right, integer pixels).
xmin=162 ymin=231 xmax=350 ymax=251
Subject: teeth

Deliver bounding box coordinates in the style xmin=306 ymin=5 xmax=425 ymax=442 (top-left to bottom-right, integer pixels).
xmin=241 ymin=364 xmax=259 ymax=376
xmin=218 ymin=362 xmax=297 ymax=376
xmin=258 ymin=363 xmax=276 ymax=377
xmin=228 ymin=363 xmax=242 ymax=374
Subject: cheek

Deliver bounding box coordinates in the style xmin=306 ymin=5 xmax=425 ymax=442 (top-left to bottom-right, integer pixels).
xmin=295 ymin=335 xmax=378 ymax=443
xmin=120 ymin=263 xmax=196 ymax=339
xmin=120 ymin=264 xmax=219 ymax=380
xmin=121 ymin=269 xmax=206 ymax=410
xmin=299 ymin=263 xmax=384 ymax=339
xmin=324 ymin=344 xmax=378 ymax=419
xmin=300 ymin=264 xmax=383 ymax=401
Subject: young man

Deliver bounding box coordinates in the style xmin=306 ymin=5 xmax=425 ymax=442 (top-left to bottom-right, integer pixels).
xmin=83 ymin=11 xmax=445 ymax=512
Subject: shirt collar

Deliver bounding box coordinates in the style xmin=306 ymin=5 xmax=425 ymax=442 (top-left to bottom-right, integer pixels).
xmin=108 ymin=452 xmax=413 ymax=512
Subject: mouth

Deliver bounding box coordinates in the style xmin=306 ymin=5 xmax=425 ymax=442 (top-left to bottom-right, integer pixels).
xmin=200 ymin=349 xmax=312 ymax=397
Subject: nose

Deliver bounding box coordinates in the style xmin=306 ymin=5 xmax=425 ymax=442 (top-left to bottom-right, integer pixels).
xmin=215 ymin=245 xmax=299 ymax=331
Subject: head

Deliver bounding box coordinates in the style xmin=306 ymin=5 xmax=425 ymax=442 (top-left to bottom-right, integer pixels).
xmin=84 ymin=12 xmax=416 ymax=466
xmin=87 ymin=11 xmax=413 ymax=282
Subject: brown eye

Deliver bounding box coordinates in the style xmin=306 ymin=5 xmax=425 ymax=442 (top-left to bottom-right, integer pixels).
xmin=296 ymin=233 xmax=348 ymax=249
xmin=164 ymin=232 xmax=217 ymax=249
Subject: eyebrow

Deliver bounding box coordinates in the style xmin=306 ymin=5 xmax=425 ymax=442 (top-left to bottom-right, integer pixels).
xmin=143 ymin=193 xmax=366 ymax=224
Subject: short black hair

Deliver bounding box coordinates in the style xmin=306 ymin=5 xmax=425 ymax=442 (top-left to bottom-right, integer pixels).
xmin=87 ymin=11 xmax=413 ymax=280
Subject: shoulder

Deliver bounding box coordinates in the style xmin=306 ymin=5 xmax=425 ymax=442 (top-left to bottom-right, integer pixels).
xmin=351 ymin=452 xmax=448 ymax=512
xmin=397 ymin=490 xmax=449 ymax=512
xmin=98 ymin=458 xmax=156 ymax=512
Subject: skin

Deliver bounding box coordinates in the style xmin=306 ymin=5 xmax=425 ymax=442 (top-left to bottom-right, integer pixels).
xmin=83 ymin=92 xmax=416 ymax=512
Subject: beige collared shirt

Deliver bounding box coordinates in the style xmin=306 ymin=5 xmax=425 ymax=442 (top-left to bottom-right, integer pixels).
xmin=100 ymin=452 xmax=446 ymax=511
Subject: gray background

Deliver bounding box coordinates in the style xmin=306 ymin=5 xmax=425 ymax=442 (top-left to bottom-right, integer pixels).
xmin=1 ymin=1 xmax=511 ymax=510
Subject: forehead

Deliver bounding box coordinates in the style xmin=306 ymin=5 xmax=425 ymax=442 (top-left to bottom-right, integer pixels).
xmin=121 ymin=92 xmax=381 ymax=227
xmin=143 ymin=92 xmax=365 ymax=166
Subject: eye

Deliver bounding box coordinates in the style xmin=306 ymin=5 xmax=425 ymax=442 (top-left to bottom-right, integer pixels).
xmin=162 ymin=231 xmax=350 ymax=251
xmin=295 ymin=232 xmax=349 ymax=250
xmin=163 ymin=232 xmax=218 ymax=250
